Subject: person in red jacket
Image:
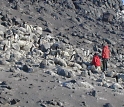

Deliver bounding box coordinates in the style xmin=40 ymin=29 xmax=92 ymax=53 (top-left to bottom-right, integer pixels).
xmin=92 ymin=53 xmax=101 ymax=70
xmin=102 ymin=43 xmax=110 ymax=72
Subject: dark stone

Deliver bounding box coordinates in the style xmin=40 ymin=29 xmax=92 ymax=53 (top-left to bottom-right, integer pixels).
xmin=93 ymin=45 xmax=98 ymax=51
xmin=40 ymin=103 xmax=47 ymax=107
xmin=70 ymin=79 xmax=76 ymax=83
xmin=44 ymin=27 xmax=53 ymax=33
xmin=39 ymin=43 xmax=50 ymax=52
xmin=10 ymin=99 xmax=20 ymax=105
xmin=115 ymin=75 xmax=119 ymax=83
xmin=0 ymin=81 xmax=7 ymax=85
xmin=120 ymin=5 xmax=124 ymax=11
xmin=8 ymin=0 xmax=14 ymax=3
xmin=1 ymin=15 xmax=7 ymax=21
xmin=1 ymin=21 xmax=9 ymax=27
xmin=111 ymin=47 xmax=117 ymax=55
xmin=103 ymin=103 xmax=113 ymax=107
xmin=40 ymin=60 xmax=47 ymax=68
xmin=57 ymin=67 xmax=73 ymax=78
xmin=92 ymin=90 xmax=97 ymax=97
xmin=22 ymin=65 xmax=29 ymax=72
xmin=72 ymin=2 xmax=81 ymax=9
xmin=62 ymin=38 xmax=69 ymax=44
xmin=50 ymin=43 xmax=60 ymax=50
xmin=11 ymin=17 xmax=22 ymax=25
xmin=0 ymin=60 xmax=5 ymax=65
xmin=22 ymin=65 xmax=34 ymax=73
xmin=102 ymin=12 xmax=114 ymax=23
xmin=81 ymin=101 xmax=87 ymax=106
xmin=9 ymin=67 xmax=16 ymax=72
xmin=3 ymin=86 xmax=12 ymax=90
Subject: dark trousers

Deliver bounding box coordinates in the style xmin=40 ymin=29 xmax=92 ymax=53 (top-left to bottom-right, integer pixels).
xmin=55 ymin=50 xmax=60 ymax=57
xmin=102 ymin=58 xmax=108 ymax=72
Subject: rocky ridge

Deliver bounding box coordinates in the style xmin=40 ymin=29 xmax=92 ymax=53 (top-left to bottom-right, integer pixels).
xmin=0 ymin=0 xmax=123 ymax=107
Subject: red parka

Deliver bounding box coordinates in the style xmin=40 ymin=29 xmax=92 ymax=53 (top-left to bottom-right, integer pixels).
xmin=102 ymin=45 xmax=110 ymax=59
xmin=92 ymin=55 xmax=101 ymax=67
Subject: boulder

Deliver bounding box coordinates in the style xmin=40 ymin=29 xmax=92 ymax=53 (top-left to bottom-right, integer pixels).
xmin=0 ymin=25 xmax=6 ymax=32
xmin=110 ymin=83 xmax=123 ymax=89
xmin=74 ymin=63 xmax=82 ymax=70
xmin=54 ymin=57 xmax=67 ymax=67
xmin=39 ymin=60 xmax=47 ymax=68
xmin=105 ymin=71 xmax=115 ymax=77
xmin=22 ymin=64 xmax=29 ymax=72
xmin=104 ymin=103 xmax=113 ymax=107
xmin=39 ymin=43 xmax=51 ymax=52
xmin=0 ymin=30 xmax=4 ymax=36
xmin=118 ymin=74 xmax=124 ymax=81
xmin=81 ymin=70 xmax=88 ymax=77
xmin=77 ymin=81 xmax=94 ymax=89
xmin=19 ymin=27 xmax=27 ymax=33
xmin=103 ymin=82 xmax=111 ymax=88
xmin=22 ymin=64 xmax=33 ymax=73
xmin=62 ymin=81 xmax=76 ymax=89
xmin=102 ymin=12 xmax=114 ymax=23
xmin=89 ymin=65 xmax=99 ymax=73
xmin=24 ymin=24 xmax=34 ymax=33
xmin=57 ymin=67 xmax=75 ymax=78
xmin=35 ymin=26 xmax=42 ymax=35
xmin=45 ymin=70 xmax=57 ymax=76
xmin=50 ymin=43 xmax=60 ymax=50
xmin=47 ymin=60 xmax=55 ymax=66
xmin=12 ymin=43 xmax=20 ymax=51
xmin=0 ymin=60 xmax=7 ymax=65
xmin=13 ymin=50 xmax=23 ymax=59
xmin=45 ymin=27 xmax=53 ymax=33
xmin=104 ymin=38 xmax=116 ymax=45
xmin=61 ymin=51 xmax=70 ymax=57
xmin=18 ymin=40 xmax=27 ymax=47
xmin=22 ymin=42 xmax=33 ymax=52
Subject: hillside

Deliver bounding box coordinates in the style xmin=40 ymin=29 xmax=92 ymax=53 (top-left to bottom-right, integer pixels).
xmin=0 ymin=0 xmax=123 ymax=107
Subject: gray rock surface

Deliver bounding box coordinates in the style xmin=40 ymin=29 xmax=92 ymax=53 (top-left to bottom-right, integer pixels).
xmin=0 ymin=0 xmax=123 ymax=107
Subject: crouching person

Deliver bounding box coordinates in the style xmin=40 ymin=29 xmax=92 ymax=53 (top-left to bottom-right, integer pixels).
xmin=91 ymin=52 xmax=101 ymax=73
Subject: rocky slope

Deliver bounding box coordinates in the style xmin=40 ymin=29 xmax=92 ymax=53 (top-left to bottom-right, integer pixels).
xmin=0 ymin=0 xmax=123 ymax=107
